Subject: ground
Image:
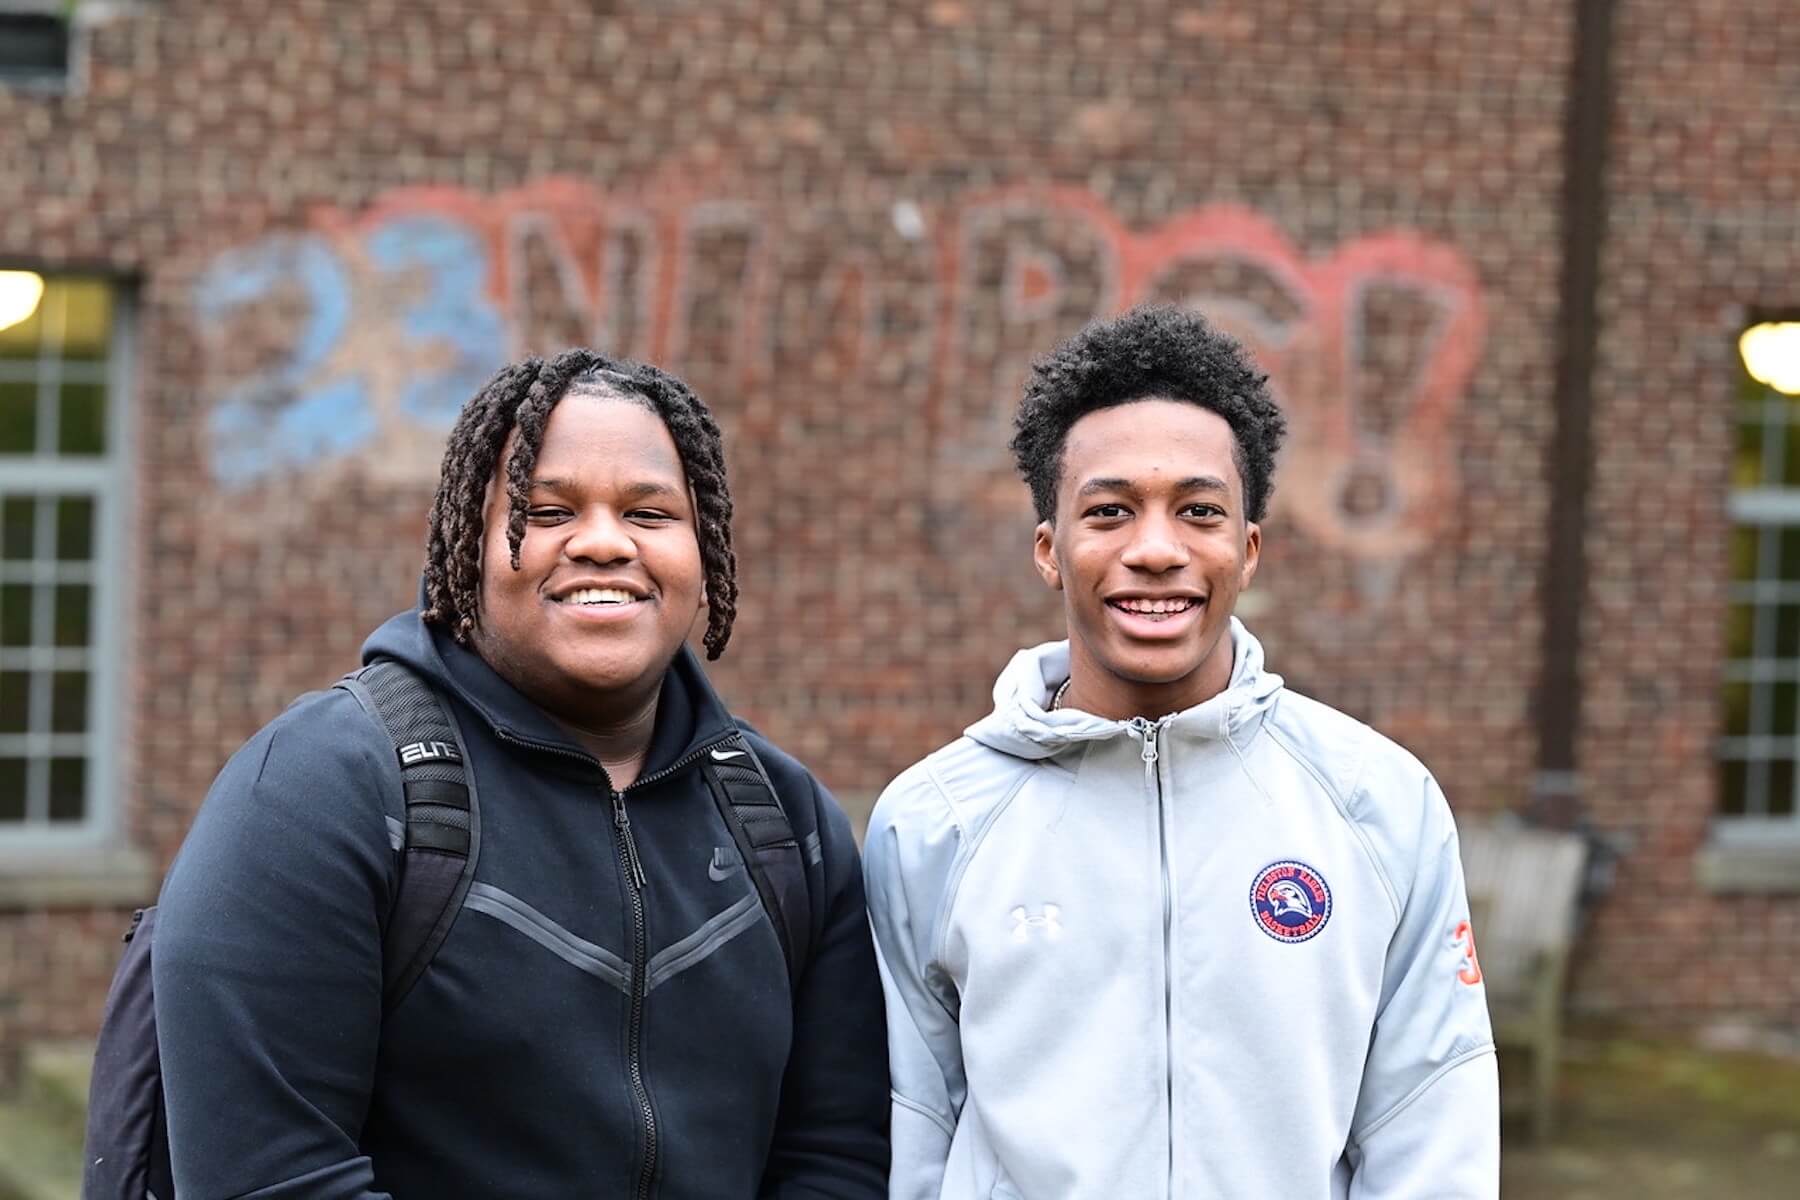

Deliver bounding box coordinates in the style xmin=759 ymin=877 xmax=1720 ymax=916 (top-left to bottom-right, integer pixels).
xmin=2 ymin=1023 xmax=1797 ymax=1198
xmin=1501 ymin=1025 xmax=1800 ymax=1199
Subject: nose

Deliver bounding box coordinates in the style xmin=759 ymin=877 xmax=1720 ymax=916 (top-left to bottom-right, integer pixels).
xmin=1119 ymin=512 xmax=1190 ymax=574
xmin=563 ymin=507 xmax=638 ymax=566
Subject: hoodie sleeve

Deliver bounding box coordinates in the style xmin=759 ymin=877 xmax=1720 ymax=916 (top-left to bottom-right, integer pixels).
xmin=153 ymin=689 xmax=400 ymax=1200
xmin=758 ymin=773 xmax=891 ymax=1199
xmin=862 ymin=763 xmax=969 ymax=1200
xmin=1346 ymin=766 xmax=1499 ymax=1200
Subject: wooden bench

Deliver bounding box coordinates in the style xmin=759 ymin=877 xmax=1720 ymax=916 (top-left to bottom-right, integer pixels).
xmin=1457 ymin=819 xmax=1589 ymax=1142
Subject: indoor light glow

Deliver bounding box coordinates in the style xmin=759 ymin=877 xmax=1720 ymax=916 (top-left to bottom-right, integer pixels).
xmin=1740 ymin=321 xmax=1800 ymax=397
xmin=0 ymin=270 xmax=46 ymax=334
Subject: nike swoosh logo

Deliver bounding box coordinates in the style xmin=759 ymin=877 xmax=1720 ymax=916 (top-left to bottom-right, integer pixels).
xmin=708 ymin=848 xmax=740 ymax=882
xmin=710 ymin=748 xmax=747 ymax=761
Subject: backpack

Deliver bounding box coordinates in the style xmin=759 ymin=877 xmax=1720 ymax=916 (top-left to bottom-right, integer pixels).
xmin=82 ymin=658 xmax=813 ymax=1199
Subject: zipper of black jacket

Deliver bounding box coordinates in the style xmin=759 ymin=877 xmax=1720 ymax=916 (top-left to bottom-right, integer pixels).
xmin=494 ymin=728 xmax=740 ymax=1200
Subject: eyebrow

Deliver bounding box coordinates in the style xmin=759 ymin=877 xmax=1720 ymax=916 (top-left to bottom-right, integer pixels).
xmin=529 ymin=478 xmax=684 ymax=501
xmin=1075 ymin=475 xmax=1231 ymax=498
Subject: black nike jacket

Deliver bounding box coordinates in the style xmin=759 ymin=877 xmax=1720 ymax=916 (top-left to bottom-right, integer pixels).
xmin=152 ymin=608 xmax=890 ymax=1198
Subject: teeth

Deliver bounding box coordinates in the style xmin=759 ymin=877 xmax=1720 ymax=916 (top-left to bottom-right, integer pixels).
xmin=562 ymin=587 xmax=637 ymax=606
xmin=1115 ymin=597 xmax=1197 ymax=615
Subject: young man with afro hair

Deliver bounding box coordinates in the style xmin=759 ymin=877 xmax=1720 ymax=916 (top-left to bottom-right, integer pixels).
xmin=148 ymin=350 xmax=889 ymax=1198
xmin=865 ymin=306 xmax=1498 ymax=1198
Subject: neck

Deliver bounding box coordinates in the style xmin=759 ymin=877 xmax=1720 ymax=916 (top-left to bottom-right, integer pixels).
xmin=1060 ymin=634 xmax=1237 ymax=723
xmin=561 ymin=686 xmax=662 ymax=790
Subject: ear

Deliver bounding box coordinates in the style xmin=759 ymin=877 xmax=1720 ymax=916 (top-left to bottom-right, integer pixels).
xmin=1240 ymin=521 xmax=1262 ymax=590
xmin=1032 ymin=520 xmax=1062 ymax=591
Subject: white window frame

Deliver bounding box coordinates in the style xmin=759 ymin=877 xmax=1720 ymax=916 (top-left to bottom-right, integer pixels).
xmin=0 ymin=277 xmax=133 ymax=852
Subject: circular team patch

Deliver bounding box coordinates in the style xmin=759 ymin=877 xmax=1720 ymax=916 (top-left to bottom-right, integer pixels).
xmin=1250 ymin=860 xmax=1332 ymax=943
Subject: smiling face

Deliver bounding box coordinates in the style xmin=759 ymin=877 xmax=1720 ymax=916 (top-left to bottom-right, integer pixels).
xmin=1034 ymin=397 xmax=1261 ymax=720
xmin=471 ymin=389 xmax=705 ymax=726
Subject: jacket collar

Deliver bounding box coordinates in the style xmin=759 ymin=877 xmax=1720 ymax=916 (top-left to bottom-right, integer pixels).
xmin=360 ymin=605 xmax=740 ymax=780
xmin=964 ymin=616 xmax=1284 ymax=762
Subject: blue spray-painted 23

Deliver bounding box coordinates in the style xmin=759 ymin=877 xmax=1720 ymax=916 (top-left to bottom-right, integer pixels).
xmin=195 ymin=215 xmax=506 ymax=487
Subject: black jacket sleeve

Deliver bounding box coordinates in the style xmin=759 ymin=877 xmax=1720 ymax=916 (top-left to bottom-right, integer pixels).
xmin=153 ymin=689 xmax=401 ymax=1200
xmin=758 ymin=772 xmax=891 ymax=1198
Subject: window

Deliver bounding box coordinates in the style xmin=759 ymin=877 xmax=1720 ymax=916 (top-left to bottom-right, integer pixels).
xmin=0 ymin=4 xmax=70 ymax=88
xmin=0 ymin=272 xmax=129 ymax=844
xmin=1720 ymin=317 xmax=1800 ymax=834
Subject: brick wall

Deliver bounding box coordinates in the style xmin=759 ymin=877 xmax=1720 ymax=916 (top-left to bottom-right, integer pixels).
xmin=0 ymin=0 xmax=1794 ymax=1063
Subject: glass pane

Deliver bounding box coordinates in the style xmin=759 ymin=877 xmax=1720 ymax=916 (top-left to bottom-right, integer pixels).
xmin=0 ymin=757 xmax=24 ymax=821
xmin=1781 ymin=527 xmax=1800 ymax=581
xmin=1735 ymin=418 xmax=1765 ymax=487
xmin=2 ymin=496 xmax=34 ymax=560
xmin=54 ymin=496 xmax=92 ymax=561
xmin=0 ymin=583 xmax=30 ymax=646
xmin=56 ymin=279 xmax=111 ymax=362
xmin=1729 ymin=526 xmax=1759 ymax=582
xmin=1768 ymin=760 xmax=1795 ymax=818
xmin=1725 ymin=603 xmax=1755 ymax=661
xmin=1774 ymin=683 xmax=1798 ymax=735
xmin=1778 ymin=603 xmax=1800 ymax=658
xmin=47 ymin=757 xmax=83 ymax=822
xmin=50 ymin=670 xmax=84 ymax=732
xmin=1722 ymin=680 xmax=1751 ymax=738
xmin=53 ymin=583 xmax=88 ymax=647
xmin=0 ymin=379 xmax=36 ymax=453
xmin=0 ymin=670 xmax=27 ymax=732
xmin=0 ymin=291 xmax=41 ymax=361
xmin=57 ymin=381 xmax=105 ymax=455
xmin=1718 ymin=758 xmax=1749 ymax=817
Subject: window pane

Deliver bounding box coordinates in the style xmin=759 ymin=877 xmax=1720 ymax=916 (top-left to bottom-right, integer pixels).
xmin=1778 ymin=604 xmax=1800 ymax=658
xmin=50 ymin=670 xmax=84 ymax=732
xmin=1719 ymin=758 xmax=1749 ymax=817
xmin=1729 ymin=526 xmax=1758 ymax=581
xmin=57 ymin=381 xmax=105 ymax=455
xmin=2 ymin=496 xmax=34 ymax=560
xmin=54 ymin=496 xmax=91 ymax=561
xmin=1722 ymin=680 xmax=1751 ymax=738
xmin=47 ymin=757 xmax=83 ymax=822
xmin=1775 ymin=683 xmax=1798 ymax=734
xmin=56 ymin=280 xmax=111 ymax=362
xmin=1725 ymin=602 xmax=1754 ymax=661
xmin=1768 ymin=760 xmax=1795 ymax=818
xmin=1735 ymin=418 xmax=1766 ymax=488
xmin=52 ymin=583 xmax=88 ymax=647
xmin=0 ymin=583 xmax=30 ymax=646
xmin=0 ymin=379 xmax=35 ymax=453
xmin=0 ymin=296 xmax=40 ymax=360
xmin=0 ymin=757 xmax=23 ymax=821
xmin=0 ymin=670 xmax=27 ymax=732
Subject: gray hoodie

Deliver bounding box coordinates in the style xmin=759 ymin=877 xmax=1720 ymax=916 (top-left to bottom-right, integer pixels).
xmin=865 ymin=620 xmax=1498 ymax=1199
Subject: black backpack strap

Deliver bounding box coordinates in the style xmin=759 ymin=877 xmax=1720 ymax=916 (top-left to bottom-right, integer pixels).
xmin=700 ymin=733 xmax=813 ymax=989
xmin=336 ymin=658 xmax=481 ymax=1015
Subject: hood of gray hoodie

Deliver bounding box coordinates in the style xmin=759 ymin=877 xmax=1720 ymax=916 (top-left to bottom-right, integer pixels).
xmin=964 ymin=615 xmax=1286 ymax=761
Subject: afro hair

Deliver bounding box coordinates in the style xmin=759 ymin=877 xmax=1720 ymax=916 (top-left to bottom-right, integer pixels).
xmin=1009 ymin=305 xmax=1287 ymax=523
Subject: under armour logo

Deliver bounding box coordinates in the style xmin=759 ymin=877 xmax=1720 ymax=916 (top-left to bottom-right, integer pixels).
xmin=1011 ymin=904 xmax=1063 ymax=942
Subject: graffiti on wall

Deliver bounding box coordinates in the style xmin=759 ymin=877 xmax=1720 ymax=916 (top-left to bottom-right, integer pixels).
xmin=192 ymin=179 xmax=1484 ymax=568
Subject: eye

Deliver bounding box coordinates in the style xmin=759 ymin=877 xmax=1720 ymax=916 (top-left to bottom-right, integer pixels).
xmin=626 ymin=507 xmax=681 ymax=524
xmin=1084 ymin=503 xmax=1130 ymax=520
xmin=1183 ymin=503 xmax=1226 ymax=520
xmin=525 ymin=506 xmax=571 ymax=524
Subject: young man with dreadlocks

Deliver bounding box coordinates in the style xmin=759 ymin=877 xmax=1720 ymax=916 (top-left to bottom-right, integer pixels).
xmin=864 ymin=307 xmax=1498 ymax=1199
xmin=149 ymin=351 xmax=889 ymax=1198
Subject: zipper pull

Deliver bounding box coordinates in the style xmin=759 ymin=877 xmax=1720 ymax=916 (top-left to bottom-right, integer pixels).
xmin=611 ymin=792 xmax=648 ymax=891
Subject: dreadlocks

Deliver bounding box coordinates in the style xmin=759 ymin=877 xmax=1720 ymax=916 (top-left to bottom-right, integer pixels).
xmin=421 ymin=348 xmax=739 ymax=659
